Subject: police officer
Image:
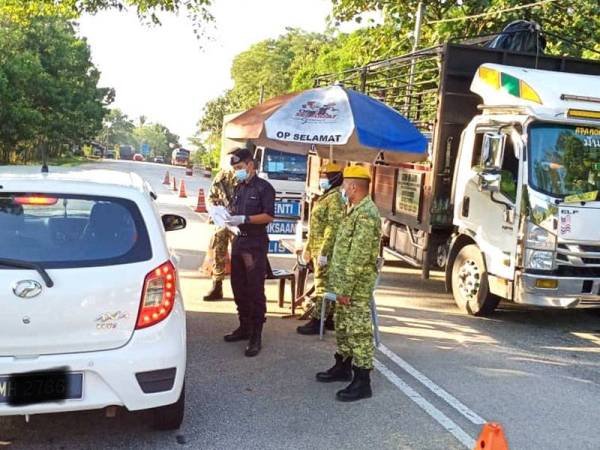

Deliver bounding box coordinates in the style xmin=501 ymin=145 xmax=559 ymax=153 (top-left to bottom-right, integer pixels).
xmin=223 ymin=148 xmax=276 ymax=357
xmin=297 ymin=163 xmax=345 ymax=335
xmin=203 ymin=168 xmax=237 ymax=301
xmin=316 ymin=166 xmax=382 ymax=402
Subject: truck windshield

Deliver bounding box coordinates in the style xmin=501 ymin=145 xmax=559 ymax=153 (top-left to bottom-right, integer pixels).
xmin=529 ymin=123 xmax=600 ymax=197
xmin=263 ymin=148 xmax=307 ymax=181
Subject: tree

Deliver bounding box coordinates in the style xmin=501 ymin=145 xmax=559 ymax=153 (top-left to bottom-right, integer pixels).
xmin=99 ymin=108 xmax=136 ymax=148
xmin=329 ymin=0 xmax=600 ymax=60
xmin=132 ymin=122 xmax=179 ymax=158
xmin=0 ymin=14 xmax=111 ymax=164
xmin=0 ymin=0 xmax=214 ymax=36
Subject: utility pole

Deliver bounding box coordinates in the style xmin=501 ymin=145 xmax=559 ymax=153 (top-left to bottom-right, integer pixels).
xmin=406 ymin=1 xmax=425 ymax=117
xmin=259 ymin=84 xmax=265 ymax=103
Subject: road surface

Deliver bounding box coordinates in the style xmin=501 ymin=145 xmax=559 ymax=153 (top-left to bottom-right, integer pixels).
xmin=2 ymin=160 xmax=600 ymax=449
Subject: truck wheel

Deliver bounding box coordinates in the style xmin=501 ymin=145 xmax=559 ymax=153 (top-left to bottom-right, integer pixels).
xmin=152 ymin=384 xmax=185 ymax=431
xmin=451 ymin=245 xmax=499 ymax=316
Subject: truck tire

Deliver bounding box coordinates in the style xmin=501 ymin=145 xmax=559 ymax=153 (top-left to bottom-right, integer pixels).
xmin=152 ymin=384 xmax=185 ymax=431
xmin=451 ymin=245 xmax=499 ymax=316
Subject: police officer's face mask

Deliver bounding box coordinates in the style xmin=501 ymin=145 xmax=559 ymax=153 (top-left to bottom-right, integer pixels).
xmin=234 ymin=165 xmax=249 ymax=182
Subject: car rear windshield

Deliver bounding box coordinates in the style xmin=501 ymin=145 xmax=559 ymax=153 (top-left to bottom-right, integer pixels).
xmin=0 ymin=193 xmax=152 ymax=268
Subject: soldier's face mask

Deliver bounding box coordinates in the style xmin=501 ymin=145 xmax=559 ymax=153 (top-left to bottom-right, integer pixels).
xmin=340 ymin=189 xmax=349 ymax=205
xmin=319 ymin=178 xmax=330 ymax=191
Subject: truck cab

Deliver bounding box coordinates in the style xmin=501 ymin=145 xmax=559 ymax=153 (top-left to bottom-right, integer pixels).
xmin=450 ymin=64 xmax=600 ymax=314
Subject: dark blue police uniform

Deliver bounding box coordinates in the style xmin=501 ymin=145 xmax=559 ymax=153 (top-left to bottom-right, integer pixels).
xmin=230 ymin=174 xmax=276 ymax=327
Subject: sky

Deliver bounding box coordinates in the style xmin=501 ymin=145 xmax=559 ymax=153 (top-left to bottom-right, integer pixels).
xmin=78 ymin=0 xmax=371 ymax=148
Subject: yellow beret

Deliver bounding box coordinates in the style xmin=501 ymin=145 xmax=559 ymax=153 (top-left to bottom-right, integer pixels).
xmin=320 ymin=163 xmax=342 ymax=174
xmin=343 ymin=165 xmax=371 ymax=180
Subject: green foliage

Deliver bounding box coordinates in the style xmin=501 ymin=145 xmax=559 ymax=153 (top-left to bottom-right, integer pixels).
xmin=330 ymin=0 xmax=600 ymax=60
xmin=0 ymin=14 xmax=110 ymax=164
xmin=0 ymin=0 xmax=214 ymax=36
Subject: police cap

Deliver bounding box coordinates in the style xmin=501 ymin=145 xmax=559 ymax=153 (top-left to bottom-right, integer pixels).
xmin=343 ymin=165 xmax=371 ymax=181
xmin=230 ymin=147 xmax=253 ymax=165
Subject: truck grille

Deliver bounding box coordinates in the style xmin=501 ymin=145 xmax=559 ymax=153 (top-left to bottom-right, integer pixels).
xmin=557 ymin=244 xmax=600 ymax=268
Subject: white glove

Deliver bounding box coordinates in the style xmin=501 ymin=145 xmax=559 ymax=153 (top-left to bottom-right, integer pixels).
xmin=318 ymin=255 xmax=328 ymax=267
xmin=225 ymin=215 xmax=246 ymax=226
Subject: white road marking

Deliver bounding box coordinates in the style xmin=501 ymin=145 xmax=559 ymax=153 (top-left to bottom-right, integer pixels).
xmin=375 ymin=359 xmax=475 ymax=449
xmin=378 ymin=344 xmax=486 ymax=425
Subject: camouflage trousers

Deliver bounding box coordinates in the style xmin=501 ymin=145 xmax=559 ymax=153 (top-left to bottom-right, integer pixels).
xmin=209 ymin=227 xmax=233 ymax=282
xmin=335 ymin=300 xmax=374 ymax=369
xmin=310 ymin=264 xmax=335 ymax=320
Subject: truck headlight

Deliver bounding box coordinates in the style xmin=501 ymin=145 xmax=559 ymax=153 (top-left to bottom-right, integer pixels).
xmin=525 ymin=222 xmax=556 ymax=251
xmin=524 ymin=249 xmax=555 ymax=271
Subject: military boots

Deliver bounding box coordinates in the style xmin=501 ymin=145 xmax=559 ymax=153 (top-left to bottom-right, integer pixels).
xmin=336 ymin=366 xmax=372 ymax=402
xmin=297 ymin=316 xmax=335 ymax=335
xmin=316 ymin=353 xmax=352 ymax=382
xmin=203 ymin=280 xmax=223 ymax=301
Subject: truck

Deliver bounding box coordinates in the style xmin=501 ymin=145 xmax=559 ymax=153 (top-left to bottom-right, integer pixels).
xmin=311 ymin=42 xmax=600 ymax=315
xmin=222 ymin=113 xmax=308 ymax=253
xmin=119 ymin=144 xmax=135 ymax=161
xmin=171 ymin=148 xmax=191 ymax=167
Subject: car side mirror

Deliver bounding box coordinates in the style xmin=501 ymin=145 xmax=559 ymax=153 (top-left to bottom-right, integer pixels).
xmin=477 ymin=171 xmax=501 ymax=193
xmin=162 ymin=214 xmax=186 ymax=232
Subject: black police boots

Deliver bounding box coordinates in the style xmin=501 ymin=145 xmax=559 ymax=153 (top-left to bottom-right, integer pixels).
xmin=336 ymin=366 xmax=372 ymax=402
xmin=203 ymin=280 xmax=223 ymax=301
xmin=316 ymin=353 xmax=352 ymax=382
xmin=224 ymin=320 xmax=251 ymax=342
xmin=245 ymin=323 xmax=263 ymax=357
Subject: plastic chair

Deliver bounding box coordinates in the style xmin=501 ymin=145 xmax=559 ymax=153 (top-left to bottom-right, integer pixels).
xmin=320 ymin=257 xmax=385 ymax=348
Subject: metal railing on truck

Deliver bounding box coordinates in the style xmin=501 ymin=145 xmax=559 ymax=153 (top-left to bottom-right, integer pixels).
xmin=314 ymin=43 xmax=600 ymax=279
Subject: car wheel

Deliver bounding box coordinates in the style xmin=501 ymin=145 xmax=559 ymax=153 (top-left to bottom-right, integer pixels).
xmin=451 ymin=245 xmax=499 ymax=316
xmin=152 ymin=383 xmax=185 ymax=431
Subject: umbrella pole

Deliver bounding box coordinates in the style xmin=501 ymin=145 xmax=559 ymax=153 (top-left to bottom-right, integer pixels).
xmin=329 ymin=144 xmax=333 ymax=162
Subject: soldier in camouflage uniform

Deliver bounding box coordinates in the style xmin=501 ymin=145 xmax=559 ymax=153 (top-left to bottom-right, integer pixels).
xmin=203 ymin=168 xmax=238 ymax=301
xmin=316 ymin=165 xmax=382 ymax=402
xmin=297 ymin=163 xmax=345 ymax=335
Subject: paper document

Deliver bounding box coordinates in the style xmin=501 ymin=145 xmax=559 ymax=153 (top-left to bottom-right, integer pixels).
xmin=208 ymin=205 xmax=240 ymax=234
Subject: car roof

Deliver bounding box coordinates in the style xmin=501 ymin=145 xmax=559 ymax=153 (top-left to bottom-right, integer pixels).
xmin=0 ymin=166 xmax=147 ymax=197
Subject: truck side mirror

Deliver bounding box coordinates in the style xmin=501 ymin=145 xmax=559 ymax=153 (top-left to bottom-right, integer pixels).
xmin=481 ymin=133 xmax=505 ymax=169
xmin=477 ymin=171 xmax=501 ymax=193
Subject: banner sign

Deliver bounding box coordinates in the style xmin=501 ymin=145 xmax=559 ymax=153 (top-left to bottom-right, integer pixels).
xmin=268 ymin=241 xmax=291 ymax=254
xmin=274 ymin=201 xmax=301 ymax=218
xmin=267 ymin=220 xmax=297 ymax=235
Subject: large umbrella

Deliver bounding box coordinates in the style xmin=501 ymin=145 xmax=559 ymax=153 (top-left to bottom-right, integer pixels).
xmin=224 ymin=85 xmax=428 ymax=164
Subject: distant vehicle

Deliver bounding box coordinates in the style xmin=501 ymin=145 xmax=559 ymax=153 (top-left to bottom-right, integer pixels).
xmin=171 ymin=149 xmax=190 ymax=167
xmin=119 ymin=145 xmax=135 ymax=161
xmin=133 ymin=153 xmax=145 ymax=162
xmin=154 ymin=156 xmax=165 ymax=164
xmin=92 ymin=148 xmax=103 ymax=158
xmin=0 ymin=168 xmax=188 ymax=429
xmin=104 ymin=151 xmax=116 ymax=160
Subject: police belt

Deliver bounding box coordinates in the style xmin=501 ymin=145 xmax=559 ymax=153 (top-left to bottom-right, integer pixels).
xmin=237 ymin=230 xmax=268 ymax=238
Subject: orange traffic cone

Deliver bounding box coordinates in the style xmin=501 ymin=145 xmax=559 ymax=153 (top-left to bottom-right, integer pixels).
xmin=162 ymin=171 xmax=170 ymax=185
xmin=179 ymin=180 xmax=187 ymax=198
xmin=473 ymin=423 xmax=509 ymax=450
xmin=195 ymin=188 xmax=207 ymax=213
xmin=172 ymin=177 xmax=178 ymax=192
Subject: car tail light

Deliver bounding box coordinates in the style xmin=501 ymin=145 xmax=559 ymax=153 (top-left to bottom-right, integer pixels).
xmin=136 ymin=261 xmax=177 ymax=329
xmin=14 ymin=195 xmax=58 ymax=206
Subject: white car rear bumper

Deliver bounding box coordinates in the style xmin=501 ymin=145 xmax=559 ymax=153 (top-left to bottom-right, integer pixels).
xmin=0 ymin=297 xmax=186 ymax=416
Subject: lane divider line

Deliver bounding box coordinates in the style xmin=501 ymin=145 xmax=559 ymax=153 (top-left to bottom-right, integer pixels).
xmin=378 ymin=344 xmax=486 ymax=425
xmin=375 ymin=359 xmax=475 ymax=449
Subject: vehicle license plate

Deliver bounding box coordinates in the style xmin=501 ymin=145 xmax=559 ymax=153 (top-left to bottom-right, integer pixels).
xmin=0 ymin=371 xmax=83 ymax=405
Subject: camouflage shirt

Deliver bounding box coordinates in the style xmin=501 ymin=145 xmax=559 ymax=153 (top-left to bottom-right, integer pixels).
xmin=208 ymin=169 xmax=237 ymax=208
xmin=328 ymin=195 xmax=382 ymax=302
xmin=306 ymin=186 xmax=345 ymax=259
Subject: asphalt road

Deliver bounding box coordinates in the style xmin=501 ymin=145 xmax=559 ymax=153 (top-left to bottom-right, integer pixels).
xmin=2 ymin=160 xmax=600 ymax=449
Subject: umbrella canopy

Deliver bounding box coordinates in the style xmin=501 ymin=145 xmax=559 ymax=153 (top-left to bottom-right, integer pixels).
xmin=224 ymin=85 xmax=428 ymax=164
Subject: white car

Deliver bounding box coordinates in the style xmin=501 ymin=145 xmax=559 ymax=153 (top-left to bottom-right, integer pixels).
xmin=0 ymin=168 xmax=187 ymax=430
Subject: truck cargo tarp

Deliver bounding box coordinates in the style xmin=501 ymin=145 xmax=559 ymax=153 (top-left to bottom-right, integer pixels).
xmin=224 ymin=86 xmax=427 ymax=164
